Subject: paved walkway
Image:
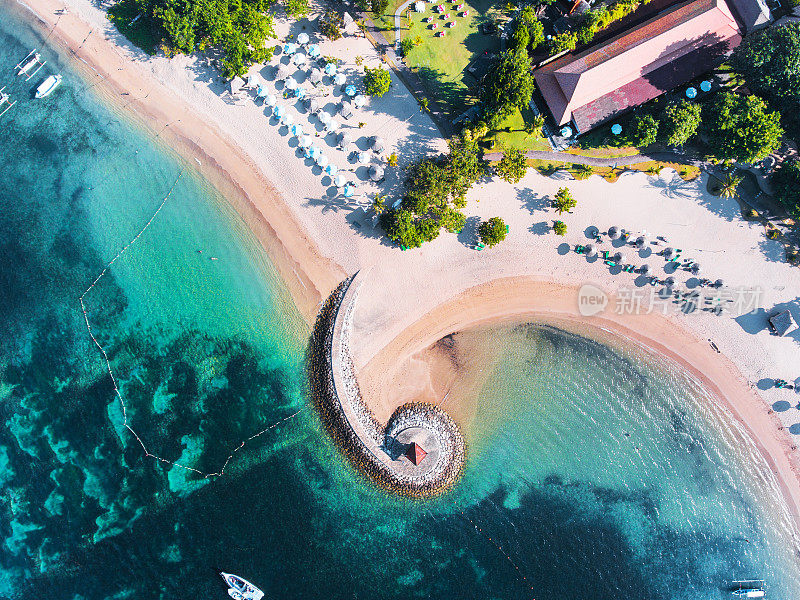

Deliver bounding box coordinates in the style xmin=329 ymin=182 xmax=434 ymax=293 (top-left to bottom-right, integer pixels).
xmin=483 ymin=149 xmax=703 ymax=167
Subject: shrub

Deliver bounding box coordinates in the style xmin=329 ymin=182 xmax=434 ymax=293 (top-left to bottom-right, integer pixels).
xmin=553 ymin=220 xmax=567 ymax=236
xmin=548 ymin=31 xmax=578 ymax=54
xmin=495 ymin=147 xmax=528 ymax=184
xmin=552 ymin=187 xmax=576 ymax=214
xmin=364 ymin=66 xmax=392 ymax=97
xmin=284 ymin=0 xmax=309 ymax=18
xmin=660 ymin=100 xmax=701 ymax=147
xmin=388 ymin=152 xmax=399 ymax=167
xmin=372 ymin=0 xmax=390 ymax=13
xmin=771 ymin=158 xmax=800 ymax=216
xmin=627 ymin=114 xmax=659 ymax=148
xmin=703 ymin=92 xmax=783 ymax=164
xmin=321 ymin=11 xmax=344 ymax=40
xmin=401 ymin=38 xmax=414 ymax=55
xmin=479 ymin=217 xmax=507 ymax=247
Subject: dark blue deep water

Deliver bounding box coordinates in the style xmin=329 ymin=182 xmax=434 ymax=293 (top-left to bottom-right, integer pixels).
xmin=1 ymin=5 xmax=799 ymax=599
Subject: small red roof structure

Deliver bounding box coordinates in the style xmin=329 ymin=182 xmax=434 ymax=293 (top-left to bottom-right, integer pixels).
xmin=405 ymin=442 xmax=428 ymax=465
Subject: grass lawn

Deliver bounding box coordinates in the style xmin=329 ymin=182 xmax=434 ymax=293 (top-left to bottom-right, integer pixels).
xmin=108 ymin=0 xmax=159 ymax=55
xmin=400 ymin=0 xmax=502 ymax=115
xmin=525 ymin=158 xmax=700 ymax=182
xmin=485 ymin=107 xmax=551 ymax=152
xmin=367 ymin=0 xmax=408 ymax=45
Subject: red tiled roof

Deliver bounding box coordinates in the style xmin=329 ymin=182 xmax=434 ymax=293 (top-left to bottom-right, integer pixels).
xmin=405 ymin=442 xmax=428 ymax=466
xmin=535 ymin=0 xmax=742 ymax=130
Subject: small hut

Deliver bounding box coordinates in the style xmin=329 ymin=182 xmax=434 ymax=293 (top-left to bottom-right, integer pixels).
xmin=769 ymin=311 xmax=798 ymax=337
xmin=405 ymin=442 xmax=428 ymax=466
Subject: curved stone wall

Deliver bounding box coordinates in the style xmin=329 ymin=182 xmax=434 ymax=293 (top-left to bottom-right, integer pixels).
xmin=308 ymin=272 xmax=465 ymax=498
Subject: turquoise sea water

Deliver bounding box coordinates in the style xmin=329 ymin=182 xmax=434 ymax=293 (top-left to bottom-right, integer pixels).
xmin=1 ymin=6 xmax=799 ymax=599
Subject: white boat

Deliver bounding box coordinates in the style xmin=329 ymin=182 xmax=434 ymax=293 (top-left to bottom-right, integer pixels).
xmin=35 ymin=74 xmax=62 ymax=99
xmin=220 ymin=572 xmax=264 ymax=600
xmin=0 ymin=86 xmax=16 ymax=117
xmin=731 ymin=580 xmax=766 ymax=598
xmin=16 ymin=50 xmax=45 ymax=80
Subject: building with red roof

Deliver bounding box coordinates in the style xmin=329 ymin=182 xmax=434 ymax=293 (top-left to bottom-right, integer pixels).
xmin=405 ymin=442 xmax=428 ymax=466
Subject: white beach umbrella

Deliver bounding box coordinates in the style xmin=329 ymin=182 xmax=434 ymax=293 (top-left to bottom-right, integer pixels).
xmin=371 ymin=136 xmax=385 ymax=153
xmin=334 ymin=174 xmax=347 ymax=187
xmin=608 ymin=226 xmax=620 ymax=239
xmin=324 ymin=62 xmax=337 ymax=76
xmin=297 ymin=32 xmax=310 ymax=45
xmin=338 ymin=132 xmax=352 ymax=149
xmin=265 ymin=93 xmax=277 ymax=107
xmin=353 ymin=94 xmax=367 ymax=108
xmin=585 ymin=244 xmax=597 ymax=257
xmin=310 ymin=146 xmax=321 ymax=160
xmin=343 ymin=183 xmax=355 ymax=197
xmin=334 ymin=73 xmax=347 ymax=86
xmin=273 ymin=104 xmax=285 ymax=118
xmin=325 ymin=164 xmax=338 ymax=177
xmin=256 ymin=84 xmax=268 ymax=98
xmin=358 ymin=151 xmax=370 ymax=164
xmin=316 ymin=153 xmax=329 ymax=167
xmin=307 ymin=44 xmax=321 ymax=58
xmin=291 ymin=123 xmax=304 ymax=137
xmin=326 ymin=118 xmax=339 ymax=132
xmin=369 ymin=165 xmax=384 ymax=181
xmin=285 ymin=76 xmax=298 ymax=90
xmin=293 ymin=52 xmax=307 ymax=66
xmin=280 ymin=112 xmax=294 ymax=126
xmin=299 ymin=135 xmax=313 ymax=148
xmin=613 ymin=252 xmax=625 ymax=263
xmin=318 ymin=110 xmax=331 ymax=124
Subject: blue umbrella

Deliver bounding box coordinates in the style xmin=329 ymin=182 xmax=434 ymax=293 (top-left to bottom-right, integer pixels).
xmin=560 ymin=126 xmax=573 ymax=137
xmin=310 ymin=146 xmax=321 ymax=160
xmin=345 ymin=84 xmax=357 ymax=97
xmin=324 ymin=63 xmax=337 ymax=76
xmin=283 ymin=42 xmax=298 ymax=54
xmin=700 ymin=80 xmax=712 ymax=92
xmin=273 ymin=104 xmax=285 ymax=118
xmin=307 ymin=44 xmax=320 ymax=57
xmin=257 ymin=84 xmax=268 ymax=98
xmin=686 ymin=87 xmax=697 ymax=99
xmin=291 ymin=123 xmax=304 ymax=137
xmin=304 ymin=146 xmax=314 ymax=159
xmin=343 ymin=184 xmax=355 ymax=197
xmin=294 ymin=86 xmax=306 ymax=99
xmin=326 ymin=164 xmax=338 ymax=176
xmin=611 ymin=123 xmax=622 ymax=135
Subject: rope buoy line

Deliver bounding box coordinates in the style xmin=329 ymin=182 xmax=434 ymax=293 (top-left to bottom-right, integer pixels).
xmin=461 ymin=511 xmax=536 ymax=596
xmin=78 ymin=168 xmax=303 ymax=478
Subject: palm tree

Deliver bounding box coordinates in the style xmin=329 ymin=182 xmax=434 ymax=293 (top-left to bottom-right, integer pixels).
xmin=717 ymin=172 xmax=743 ymax=198
xmin=372 ymin=195 xmax=386 ymax=215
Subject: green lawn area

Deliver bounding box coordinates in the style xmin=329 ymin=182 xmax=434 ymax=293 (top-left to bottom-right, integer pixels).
xmin=108 ymin=0 xmax=159 ymax=55
xmin=400 ymin=0 xmax=502 ymax=115
xmin=367 ymin=0 xmax=407 ymax=45
xmin=485 ymin=107 xmax=551 ymax=152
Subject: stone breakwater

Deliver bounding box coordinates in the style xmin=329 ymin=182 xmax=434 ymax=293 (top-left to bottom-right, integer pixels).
xmin=308 ymin=273 xmax=466 ymax=498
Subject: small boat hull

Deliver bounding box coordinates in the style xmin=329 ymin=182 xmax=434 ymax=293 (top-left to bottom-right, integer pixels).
xmin=220 ymin=572 xmax=264 ymax=600
xmin=35 ymin=74 xmax=62 ymax=99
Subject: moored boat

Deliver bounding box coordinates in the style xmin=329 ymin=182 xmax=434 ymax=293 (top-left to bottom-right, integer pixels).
xmin=35 ymin=74 xmax=62 ymax=99
xmin=731 ymin=580 xmax=766 ymax=598
xmin=17 ymin=52 xmax=40 ymax=76
xmin=220 ymin=572 xmax=264 ymax=600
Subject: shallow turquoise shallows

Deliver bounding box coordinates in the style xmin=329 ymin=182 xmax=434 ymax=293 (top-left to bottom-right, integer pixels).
xmin=1 ymin=7 xmax=799 ymax=600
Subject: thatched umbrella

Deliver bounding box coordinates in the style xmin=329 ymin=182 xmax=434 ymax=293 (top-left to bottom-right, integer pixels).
xmin=635 ymin=235 xmax=647 ymax=249
xmin=585 ymin=244 xmax=597 ymax=257
xmin=613 ymin=252 xmax=625 ymax=263
xmin=309 ymin=69 xmax=323 ymax=85
xmin=608 ymin=226 xmax=621 ymax=239
xmin=664 ymin=276 xmax=676 ymax=288
xmin=691 ymin=263 xmax=701 ymax=276
xmin=306 ymin=97 xmax=320 ymax=113
xmin=714 ymin=278 xmax=724 ymax=288
xmin=663 ymin=247 xmax=676 ymax=260
xmin=276 ymin=64 xmax=292 ymax=80
xmin=369 ymin=165 xmax=384 ymax=181
xmin=372 ymin=136 xmax=385 ymax=152
xmin=640 ymin=264 xmax=652 ymax=276
xmin=338 ymin=132 xmax=352 ymax=149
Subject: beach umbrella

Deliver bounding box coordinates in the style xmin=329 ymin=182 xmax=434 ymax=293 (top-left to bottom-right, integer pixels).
xmin=635 ymin=235 xmax=647 ymax=249
xmin=326 ymin=164 xmax=338 ymax=177
xmin=585 ymin=244 xmax=597 ymax=257
xmin=304 ymin=145 xmax=314 ymax=159
xmin=353 ymin=94 xmax=367 ymax=108
xmin=326 ymin=118 xmax=339 ymax=132
xmin=299 ymin=135 xmax=313 ymax=148
xmin=283 ymin=42 xmax=298 ymax=54
xmin=334 ymin=73 xmax=347 ymax=86
xmin=324 ymin=62 xmax=337 ymax=76
xmin=663 ymin=247 xmax=676 ymax=260
xmin=608 ymin=226 xmax=620 ymax=239
xmin=611 ymin=124 xmax=622 ymax=136
xmin=340 ymin=104 xmax=353 ymax=119
xmin=372 ymin=136 xmax=385 ymax=152
xmin=316 ymin=153 xmax=329 ymax=167
xmin=318 ymin=110 xmax=331 ymax=124
xmin=293 ymin=52 xmax=307 ymax=66
xmin=276 ymin=64 xmax=292 ymax=80
xmin=369 ymin=165 xmax=384 ymax=181
xmin=613 ymin=252 xmax=625 ymax=263
xmin=700 ymin=80 xmax=712 ymax=93
xmin=294 ymin=86 xmax=306 ymax=99
xmin=664 ymin=276 xmax=676 ymax=288
xmin=309 ymin=69 xmax=323 ymax=85
xmin=691 ymin=263 xmax=701 ymax=276
xmin=273 ymin=104 xmax=285 ymax=118
xmin=265 ymin=93 xmax=277 ymax=107
xmin=285 ymin=76 xmax=298 ymax=90
xmin=291 ymin=123 xmax=304 ymax=138
xmin=686 ymin=87 xmax=697 ymax=99
xmin=640 ymin=264 xmax=652 ymax=276
xmin=343 ymin=183 xmax=355 ymax=197
xmin=306 ymin=97 xmax=320 ymax=113
xmin=256 ymin=83 xmax=268 ymax=98
xmin=338 ymin=132 xmax=352 ymax=149
xmin=297 ymin=32 xmax=310 ymax=45
xmin=358 ymin=151 xmax=370 ymax=164
xmin=560 ymin=126 xmax=573 ymax=137
xmin=307 ymin=44 xmax=321 ymax=58
xmin=280 ymin=112 xmax=294 ymax=126
xmin=714 ymin=278 xmax=724 ymax=288
xmin=334 ymin=174 xmax=347 ymax=187
xmin=345 ymin=84 xmax=357 ymax=97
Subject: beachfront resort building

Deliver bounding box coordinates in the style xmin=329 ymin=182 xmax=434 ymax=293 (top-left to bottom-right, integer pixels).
xmin=534 ymin=0 xmax=772 ymax=134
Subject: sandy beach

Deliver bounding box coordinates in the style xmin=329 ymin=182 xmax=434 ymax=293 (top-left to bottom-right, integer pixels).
xmin=12 ymin=0 xmax=800 ymax=536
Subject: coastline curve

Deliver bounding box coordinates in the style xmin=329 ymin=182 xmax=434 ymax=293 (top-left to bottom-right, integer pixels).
xmin=309 ymin=272 xmax=465 ymax=498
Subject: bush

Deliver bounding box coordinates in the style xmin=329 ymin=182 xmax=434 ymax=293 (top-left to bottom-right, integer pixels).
xmin=660 ymin=100 xmax=701 ymax=147
xmin=627 ymin=114 xmax=659 ymax=148
xmin=495 ymin=147 xmax=528 ymax=184
xmin=401 ymin=38 xmax=414 ymax=55
xmin=479 ymin=217 xmax=507 ymax=247
xmin=481 ymin=49 xmax=535 ymax=120
xmin=552 ymin=187 xmax=576 ymax=214
xmin=511 ymin=24 xmax=530 ymax=51
xmin=321 ymin=11 xmax=344 ymax=40
xmin=771 ymin=158 xmax=800 ymax=216
xmin=372 ymin=0 xmax=390 ymax=14
xmin=548 ymin=31 xmax=578 ymax=54
xmin=553 ymin=220 xmax=567 ymax=236
xmin=364 ymin=66 xmax=392 ymax=97
xmin=703 ymin=92 xmax=783 ymax=164
xmin=284 ymin=0 xmax=309 ymax=18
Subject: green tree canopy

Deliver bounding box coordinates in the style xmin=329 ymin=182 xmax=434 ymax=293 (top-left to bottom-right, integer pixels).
xmin=495 ymin=147 xmax=528 ymax=184
xmin=553 ymin=220 xmax=567 ymax=236
xmin=364 ymin=66 xmax=392 ymax=97
xmin=627 ymin=114 xmax=659 ymax=148
xmin=771 ymin=159 xmax=800 ymax=217
xmin=284 ymin=0 xmax=309 ymax=18
xmin=481 ymin=49 xmax=535 ymax=121
xmin=703 ymin=92 xmax=783 ymax=164
xmin=552 ymin=187 xmax=576 ymax=214
xmin=320 ymin=10 xmax=344 ymax=40
xmin=660 ymin=100 xmax=701 ymax=147
xmin=479 ymin=217 xmax=507 ymax=247
xmin=729 ymin=23 xmax=800 ymax=128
